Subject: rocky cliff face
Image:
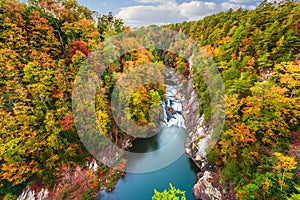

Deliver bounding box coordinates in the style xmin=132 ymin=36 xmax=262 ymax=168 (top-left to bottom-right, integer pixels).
xmin=166 ymin=67 xmax=222 ymax=200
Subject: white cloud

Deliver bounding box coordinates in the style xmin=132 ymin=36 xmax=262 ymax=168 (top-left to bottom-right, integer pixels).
xmin=117 ymin=0 xmax=259 ymax=27
xmin=221 ymin=2 xmax=257 ymax=10
xmin=247 ymin=5 xmax=257 ymax=10
xmin=179 ymin=1 xmax=218 ymax=20
xmin=135 ymin=0 xmax=173 ymax=3
xmin=117 ymin=5 xmax=181 ymax=26
xmin=116 ymin=1 xmax=183 ymax=27
xmin=221 ymin=2 xmax=242 ymax=10
xmin=229 ymin=0 xmax=253 ymax=3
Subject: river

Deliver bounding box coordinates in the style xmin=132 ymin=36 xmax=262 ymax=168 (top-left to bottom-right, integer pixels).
xmin=96 ymin=79 xmax=199 ymax=200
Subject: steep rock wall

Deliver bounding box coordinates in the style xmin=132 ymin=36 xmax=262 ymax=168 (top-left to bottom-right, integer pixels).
xmin=166 ymin=67 xmax=222 ymax=200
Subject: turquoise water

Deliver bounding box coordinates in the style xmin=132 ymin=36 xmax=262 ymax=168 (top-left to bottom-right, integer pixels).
xmin=96 ymin=126 xmax=199 ymax=200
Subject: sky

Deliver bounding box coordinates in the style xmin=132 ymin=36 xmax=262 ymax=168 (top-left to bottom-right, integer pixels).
xmin=77 ymin=0 xmax=262 ymax=27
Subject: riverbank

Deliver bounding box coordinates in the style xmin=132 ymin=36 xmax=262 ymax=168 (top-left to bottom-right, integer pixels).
xmin=97 ymin=127 xmax=199 ymax=200
xmin=166 ymin=65 xmax=223 ymax=200
xmin=16 ymin=159 xmax=126 ymax=200
xmin=96 ymin=69 xmax=199 ymax=200
xmin=16 ymin=65 xmax=219 ymax=200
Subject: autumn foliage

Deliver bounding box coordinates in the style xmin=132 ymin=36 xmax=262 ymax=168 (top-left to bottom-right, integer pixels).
xmin=70 ymin=40 xmax=89 ymax=57
xmin=1 ymin=0 xmax=300 ymax=199
xmin=0 ymin=0 xmax=124 ymax=198
xmin=163 ymin=1 xmax=300 ymax=199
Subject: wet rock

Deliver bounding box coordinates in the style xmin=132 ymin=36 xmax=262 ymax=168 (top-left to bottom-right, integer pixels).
xmin=17 ymin=187 xmax=49 ymax=200
xmin=37 ymin=189 xmax=49 ymax=200
xmin=18 ymin=187 xmax=35 ymax=200
xmin=193 ymin=171 xmax=222 ymax=200
xmin=169 ymin=57 xmax=222 ymax=200
xmin=166 ymin=109 xmax=174 ymax=122
xmin=89 ymin=159 xmax=99 ymax=172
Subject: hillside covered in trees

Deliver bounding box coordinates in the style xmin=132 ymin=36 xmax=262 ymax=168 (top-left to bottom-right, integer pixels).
xmin=0 ymin=0 xmax=129 ymax=199
xmin=0 ymin=0 xmax=299 ymax=199
xmin=163 ymin=1 xmax=300 ymax=199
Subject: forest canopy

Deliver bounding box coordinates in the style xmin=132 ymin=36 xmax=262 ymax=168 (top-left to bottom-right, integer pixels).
xmin=0 ymin=0 xmax=299 ymax=199
xmin=163 ymin=1 xmax=300 ymax=199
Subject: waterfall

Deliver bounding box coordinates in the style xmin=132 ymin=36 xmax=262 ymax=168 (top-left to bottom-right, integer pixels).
xmin=167 ymin=113 xmax=186 ymax=128
xmin=162 ymin=80 xmax=186 ymax=129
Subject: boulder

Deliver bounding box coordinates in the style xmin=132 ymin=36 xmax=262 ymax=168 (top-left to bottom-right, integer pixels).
xmin=193 ymin=171 xmax=222 ymax=200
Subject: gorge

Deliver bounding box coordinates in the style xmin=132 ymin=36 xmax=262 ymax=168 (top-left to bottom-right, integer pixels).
xmin=97 ymin=60 xmax=222 ymax=199
xmin=97 ymin=69 xmax=199 ymax=199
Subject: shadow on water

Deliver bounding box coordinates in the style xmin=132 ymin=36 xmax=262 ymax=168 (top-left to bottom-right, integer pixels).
xmin=128 ymin=133 xmax=160 ymax=153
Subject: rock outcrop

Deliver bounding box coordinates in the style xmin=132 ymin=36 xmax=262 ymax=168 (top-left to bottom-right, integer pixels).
xmin=193 ymin=171 xmax=222 ymax=200
xmin=166 ymin=65 xmax=222 ymax=200
xmin=17 ymin=187 xmax=49 ymax=200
